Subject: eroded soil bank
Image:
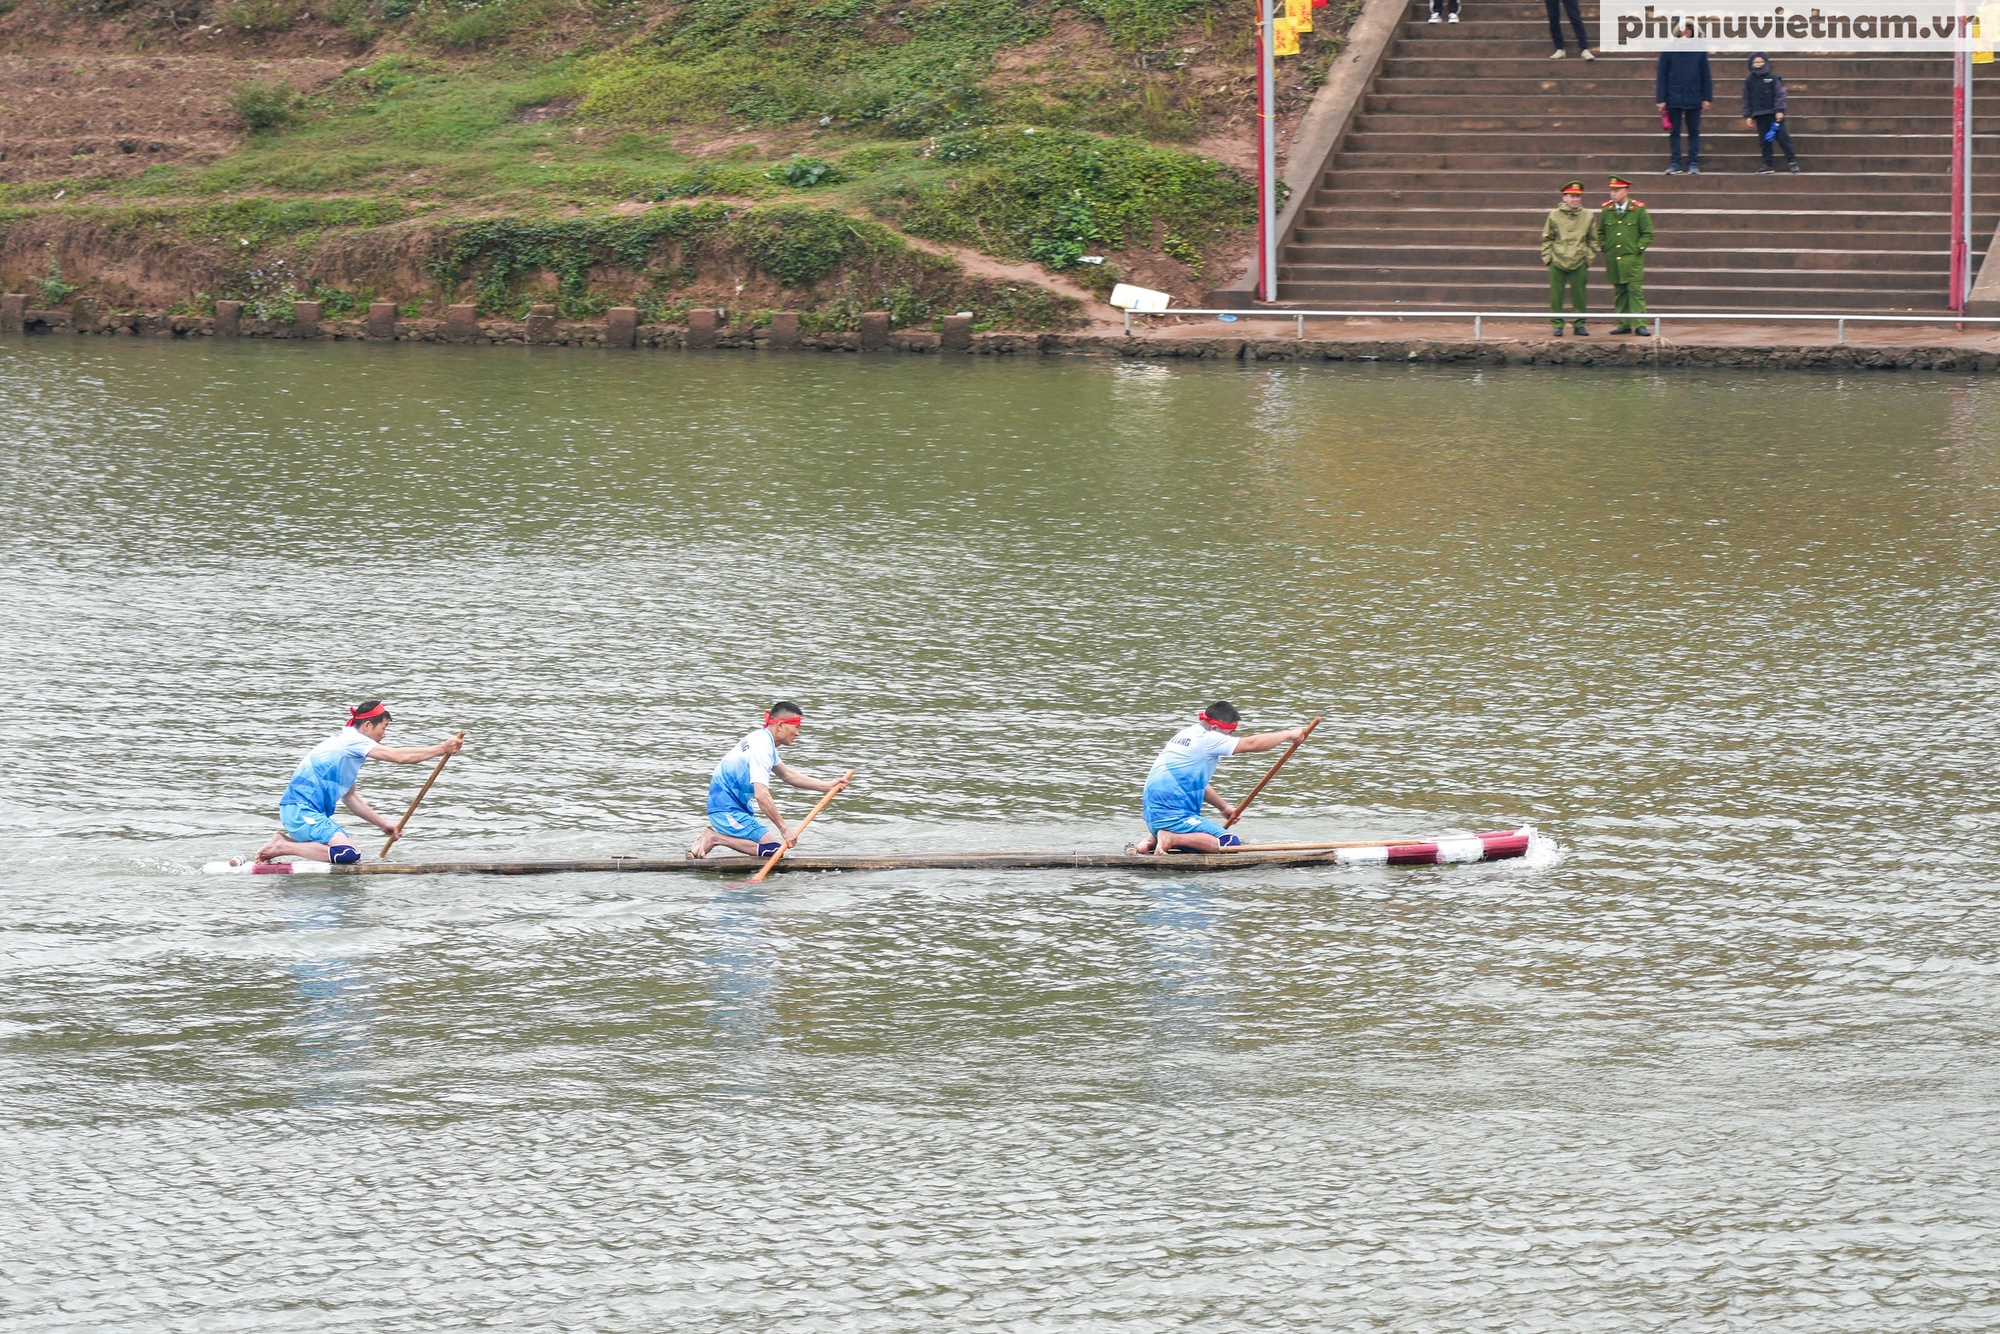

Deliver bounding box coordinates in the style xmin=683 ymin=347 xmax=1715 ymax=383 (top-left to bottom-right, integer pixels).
xmin=9 ymin=306 xmax=1997 ymax=372
xmin=0 ymin=204 xmax=1092 ymax=333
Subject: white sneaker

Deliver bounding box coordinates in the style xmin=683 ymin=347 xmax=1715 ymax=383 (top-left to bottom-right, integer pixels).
xmin=1549 ymin=48 xmax=1565 ymax=57
xmin=1428 ymin=10 xmax=1441 ymax=19
xmin=1580 ymin=48 xmax=1595 ymax=58
xmin=1446 ymin=10 xmax=1458 ymax=18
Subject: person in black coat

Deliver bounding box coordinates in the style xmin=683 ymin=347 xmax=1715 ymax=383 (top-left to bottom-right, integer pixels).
xmin=1656 ymin=50 xmax=1713 ymax=174
xmin=1742 ymin=52 xmax=1800 ymax=173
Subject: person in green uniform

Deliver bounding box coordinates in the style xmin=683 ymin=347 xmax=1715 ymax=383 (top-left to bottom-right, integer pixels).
xmin=1541 ymin=180 xmax=1601 ymax=337
xmin=1601 ymin=175 xmax=1653 ymax=336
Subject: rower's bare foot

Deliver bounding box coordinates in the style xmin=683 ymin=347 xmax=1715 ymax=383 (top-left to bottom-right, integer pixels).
xmin=1153 ymin=832 xmax=1174 ymax=856
xmin=686 ymin=831 xmax=719 ymax=860
xmin=252 ymin=834 xmax=286 ymax=864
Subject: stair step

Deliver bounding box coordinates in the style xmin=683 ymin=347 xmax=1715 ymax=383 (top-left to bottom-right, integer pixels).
xmin=1279 ymin=262 xmax=1944 ymax=290
xmin=1292 ymin=226 xmax=1965 ymax=248
xmin=1341 ymin=129 xmax=1962 ymax=145
xmin=1350 ymin=113 xmax=2000 ymax=134
xmin=1386 ymin=36 xmax=1969 ymax=61
xmin=1282 ymin=245 xmax=1952 ymax=272
xmin=1372 ymin=78 xmax=1960 ymax=96
xmin=1313 ymin=168 xmax=1999 ymax=188
xmin=1307 ymin=193 xmax=1994 ymax=210
xmin=1380 ymin=56 xmax=1951 ymax=77
xmin=1332 ymin=149 xmax=1961 ymax=173
xmin=1275 ymin=282 xmax=1953 ymax=312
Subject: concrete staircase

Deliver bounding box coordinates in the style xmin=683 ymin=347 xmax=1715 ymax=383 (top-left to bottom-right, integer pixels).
xmin=1280 ymin=0 xmax=1998 ymax=312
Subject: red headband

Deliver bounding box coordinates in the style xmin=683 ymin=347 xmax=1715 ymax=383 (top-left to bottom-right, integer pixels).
xmin=347 ymin=702 xmax=390 ymax=726
xmin=763 ymin=712 xmax=803 ymax=727
xmin=1198 ymin=712 xmax=1238 ymax=731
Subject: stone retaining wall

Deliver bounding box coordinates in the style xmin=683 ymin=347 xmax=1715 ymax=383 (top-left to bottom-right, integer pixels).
xmin=5 ymin=296 xmax=1996 ymax=372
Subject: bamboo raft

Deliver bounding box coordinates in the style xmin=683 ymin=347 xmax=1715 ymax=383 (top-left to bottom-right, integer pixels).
xmin=203 ymin=828 xmax=1534 ymax=876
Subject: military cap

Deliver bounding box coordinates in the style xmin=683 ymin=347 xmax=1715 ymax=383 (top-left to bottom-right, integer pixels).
xmin=1561 ymin=180 xmax=1584 ymax=194
xmin=1607 ymin=174 xmax=1633 ymax=188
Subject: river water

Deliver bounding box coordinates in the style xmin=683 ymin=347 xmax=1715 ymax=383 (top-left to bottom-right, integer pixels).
xmin=2 ymin=338 xmax=1996 ymax=1330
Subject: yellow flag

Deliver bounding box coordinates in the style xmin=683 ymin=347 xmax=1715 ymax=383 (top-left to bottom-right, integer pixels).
xmin=1273 ymin=15 xmax=1300 ymax=54
xmin=1286 ymin=0 xmax=1313 ymax=33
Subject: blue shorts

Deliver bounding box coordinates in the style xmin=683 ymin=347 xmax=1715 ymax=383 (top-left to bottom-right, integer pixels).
xmin=280 ymin=802 xmax=349 ymax=845
xmin=1147 ymin=812 xmax=1228 ymax=838
xmin=709 ymin=806 xmax=774 ymax=846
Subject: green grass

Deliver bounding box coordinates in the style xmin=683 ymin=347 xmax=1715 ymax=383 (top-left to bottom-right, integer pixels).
xmin=569 ymin=0 xmax=1236 ymax=138
xmin=74 ymin=54 xmax=674 ymax=209
xmin=574 ymin=0 xmax=1051 ymax=134
xmin=1 ymin=197 xmax=408 ymax=243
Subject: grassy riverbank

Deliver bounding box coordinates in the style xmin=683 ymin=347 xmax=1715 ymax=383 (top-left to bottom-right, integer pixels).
xmin=0 ymin=0 xmax=1351 ymax=328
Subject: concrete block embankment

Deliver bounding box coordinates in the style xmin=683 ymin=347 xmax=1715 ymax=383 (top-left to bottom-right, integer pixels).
xmin=4 ymin=299 xmax=1995 ymax=371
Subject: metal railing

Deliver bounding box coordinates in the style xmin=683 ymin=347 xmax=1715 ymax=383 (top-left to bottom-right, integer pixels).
xmin=1122 ymin=307 xmax=2000 ymax=343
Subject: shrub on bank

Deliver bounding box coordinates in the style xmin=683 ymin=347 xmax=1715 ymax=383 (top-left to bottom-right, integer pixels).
xmin=865 ymin=126 xmax=1252 ymax=269
xmin=229 ymin=79 xmax=300 ymax=131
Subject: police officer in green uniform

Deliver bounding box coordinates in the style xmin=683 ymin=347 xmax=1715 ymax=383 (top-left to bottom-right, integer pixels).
xmin=1542 ymin=180 xmax=1601 ymax=336
xmin=1601 ymin=175 xmax=1653 ymax=336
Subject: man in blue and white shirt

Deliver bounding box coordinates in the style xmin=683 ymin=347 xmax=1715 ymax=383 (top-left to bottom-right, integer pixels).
xmin=254 ymin=701 xmax=466 ymax=864
xmin=1130 ymin=701 xmax=1309 ymax=855
xmin=688 ymin=701 xmax=844 ymax=858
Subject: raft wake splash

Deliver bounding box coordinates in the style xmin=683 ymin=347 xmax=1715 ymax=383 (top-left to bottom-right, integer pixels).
xmin=202 ymin=828 xmax=1541 ymax=876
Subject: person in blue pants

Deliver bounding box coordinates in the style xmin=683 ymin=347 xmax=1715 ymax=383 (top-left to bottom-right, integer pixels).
xmin=1656 ymin=49 xmax=1713 ymax=174
xmin=1545 ymin=0 xmax=1593 ymax=56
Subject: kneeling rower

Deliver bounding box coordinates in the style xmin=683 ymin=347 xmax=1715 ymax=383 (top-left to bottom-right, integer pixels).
xmin=1129 ymin=702 xmax=1310 ymax=855
xmin=254 ymin=701 xmax=467 ymax=864
xmin=688 ymin=702 xmax=844 ymax=858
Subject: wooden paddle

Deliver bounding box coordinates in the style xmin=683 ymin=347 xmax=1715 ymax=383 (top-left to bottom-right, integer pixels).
xmin=381 ymin=732 xmax=465 ymax=857
xmin=1224 ymin=716 xmax=1321 ymax=829
xmin=742 ymin=769 xmax=854 ymax=885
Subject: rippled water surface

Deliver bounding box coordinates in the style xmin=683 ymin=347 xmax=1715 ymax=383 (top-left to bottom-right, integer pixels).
xmin=3 ymin=338 xmax=1998 ymax=1330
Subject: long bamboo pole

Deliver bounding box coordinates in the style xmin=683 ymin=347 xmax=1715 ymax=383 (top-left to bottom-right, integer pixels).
xmin=1953 ymin=37 xmax=1968 ymax=311
xmin=1224 ymin=716 xmax=1320 ymax=829
xmin=742 ymin=769 xmax=854 ymax=885
xmin=380 ymin=732 xmax=464 ymax=857
xmin=1258 ymin=0 xmax=1278 ymax=300
xmin=1226 ymin=838 xmax=1426 ymax=853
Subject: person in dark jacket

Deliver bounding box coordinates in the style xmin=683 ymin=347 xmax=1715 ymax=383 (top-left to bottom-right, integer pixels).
xmin=1742 ymin=52 xmax=1800 ymax=173
xmin=1656 ymin=50 xmax=1713 ymax=175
